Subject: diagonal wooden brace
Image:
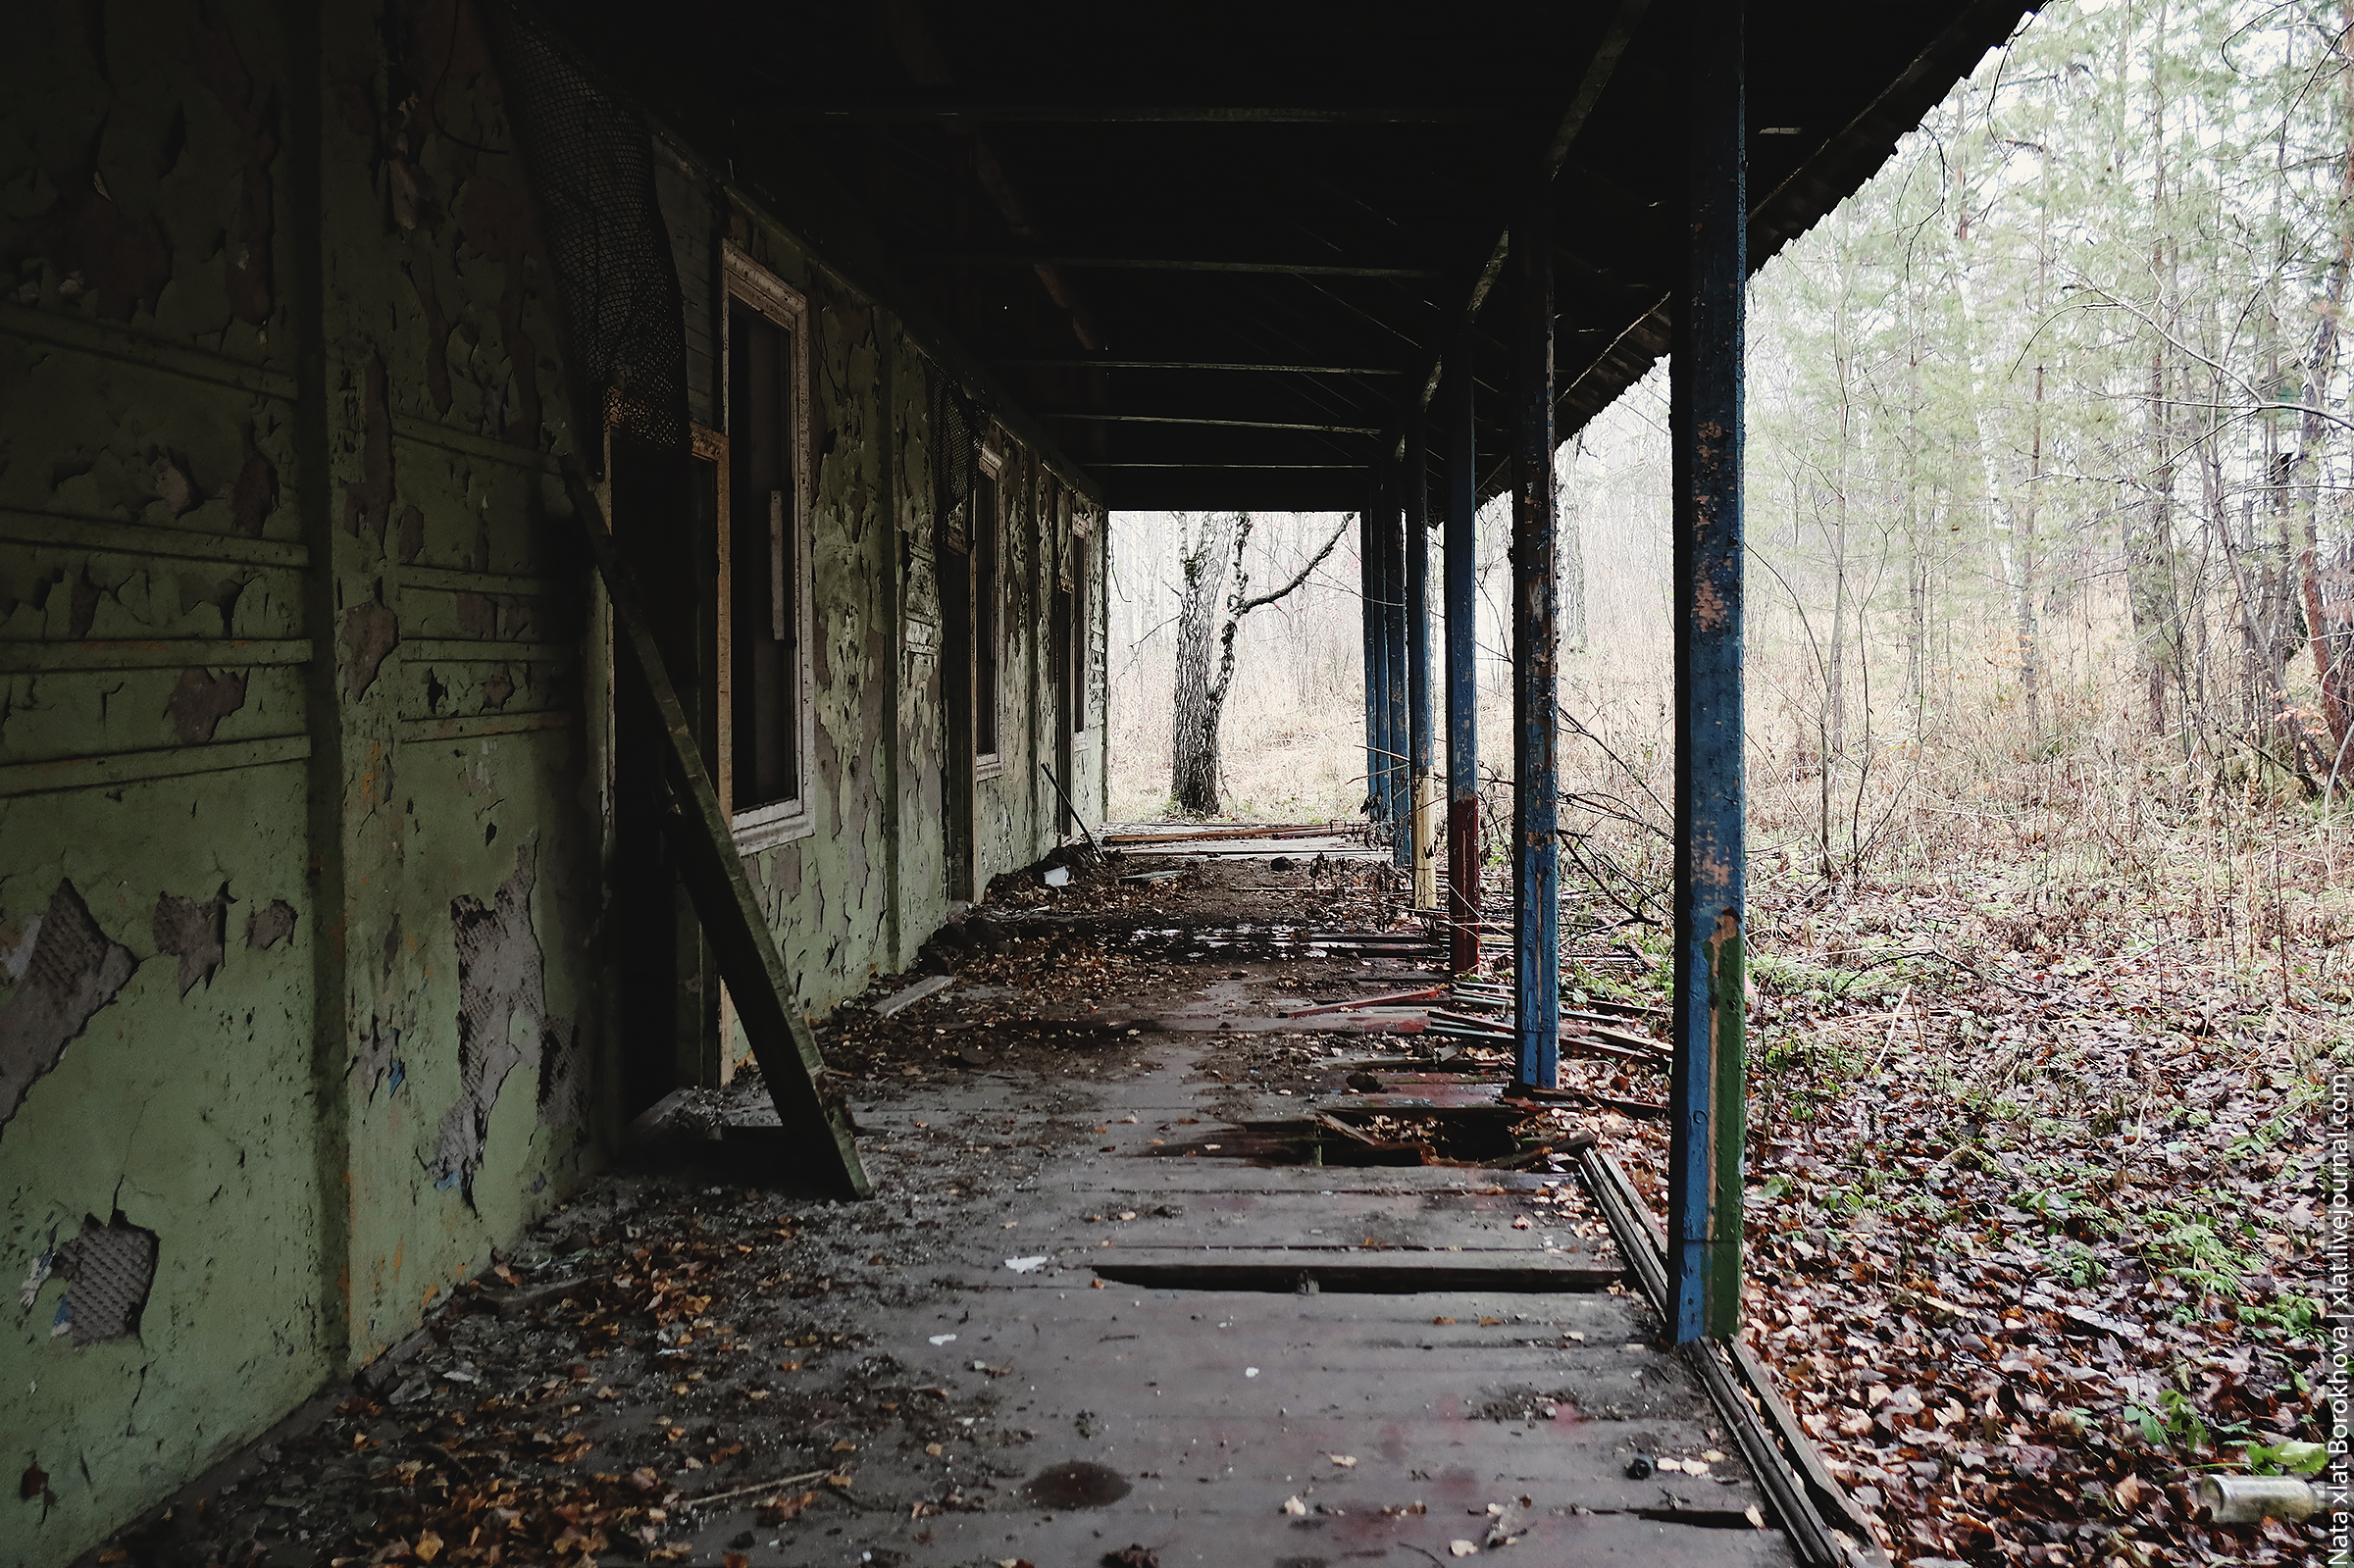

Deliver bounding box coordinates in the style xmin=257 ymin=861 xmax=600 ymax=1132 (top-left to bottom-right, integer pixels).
xmin=563 ymin=460 xmax=870 ymax=1199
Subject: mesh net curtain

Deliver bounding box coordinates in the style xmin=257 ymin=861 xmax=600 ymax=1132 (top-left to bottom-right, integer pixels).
xmin=481 ymin=1 xmax=690 ymax=465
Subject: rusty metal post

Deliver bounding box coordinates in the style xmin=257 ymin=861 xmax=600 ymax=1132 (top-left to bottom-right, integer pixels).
xmin=1406 ymin=412 xmax=1439 ymax=908
xmin=1510 ymin=188 xmax=1559 ymax=1092
xmin=1667 ymin=0 xmax=1748 ymax=1344
xmin=1444 ymin=327 xmax=1482 ymax=974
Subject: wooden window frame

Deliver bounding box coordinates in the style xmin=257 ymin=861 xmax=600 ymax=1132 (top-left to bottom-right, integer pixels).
xmin=1069 ymin=499 xmax=1092 ymax=735
xmin=973 ymin=444 xmax=1005 ymax=781
xmin=721 ymin=242 xmax=817 ymax=852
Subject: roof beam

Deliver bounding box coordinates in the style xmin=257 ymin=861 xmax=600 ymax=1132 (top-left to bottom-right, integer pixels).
xmin=993 ymin=358 xmax=1410 ymax=376
xmin=927 ymin=253 xmax=1445 ymax=278
xmin=785 ymin=102 xmax=1519 ymax=124
xmin=1406 ymin=0 xmax=1655 ymax=419
xmin=1041 ymin=412 xmax=1382 ymax=435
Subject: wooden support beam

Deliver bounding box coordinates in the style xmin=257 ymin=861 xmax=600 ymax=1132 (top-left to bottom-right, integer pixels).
xmin=992 ymin=359 xmax=1410 ymax=376
xmin=1402 ymin=0 xmax=1654 ymax=417
xmin=1667 ymin=0 xmax=1749 ymax=1346
xmin=1405 ymin=409 xmax=1439 ymax=910
xmin=787 ymin=102 xmax=1521 ymax=124
xmin=1510 ymin=190 xmax=1560 ymax=1094
xmin=929 ymin=252 xmax=1446 ymax=278
xmin=1444 ymin=326 xmax=1483 ymax=976
xmin=561 ymin=463 xmax=869 ymax=1200
xmin=1039 ymin=412 xmax=1382 ymax=434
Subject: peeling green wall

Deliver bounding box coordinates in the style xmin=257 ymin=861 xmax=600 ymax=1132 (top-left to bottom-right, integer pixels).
xmin=0 ymin=5 xmax=1108 ymax=1563
xmin=691 ymin=177 xmax=1108 ymax=1051
xmin=2 ymin=4 xmax=603 ymax=1560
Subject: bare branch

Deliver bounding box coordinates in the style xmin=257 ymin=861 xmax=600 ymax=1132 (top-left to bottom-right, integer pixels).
xmin=1234 ymin=516 xmax=1351 ymax=616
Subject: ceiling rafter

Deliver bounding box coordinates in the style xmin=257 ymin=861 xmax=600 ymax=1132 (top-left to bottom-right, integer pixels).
xmin=785 ymin=102 xmax=1527 ymax=124
xmin=989 ymin=359 xmax=1409 ymax=376
xmin=924 ymin=252 xmax=1446 ymax=278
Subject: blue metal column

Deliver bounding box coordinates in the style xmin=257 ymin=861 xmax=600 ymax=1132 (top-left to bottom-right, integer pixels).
xmin=1667 ymin=0 xmax=1749 ymax=1344
xmin=1510 ymin=190 xmax=1559 ymax=1092
xmin=1359 ymin=490 xmax=1384 ymax=824
xmin=1444 ymin=329 xmax=1482 ymax=975
xmin=1406 ymin=411 xmax=1437 ymax=907
xmin=1381 ymin=462 xmax=1412 ymax=861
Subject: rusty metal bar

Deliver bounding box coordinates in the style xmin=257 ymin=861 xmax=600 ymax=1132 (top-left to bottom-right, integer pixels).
xmin=1444 ymin=326 xmax=1482 ymax=975
xmin=1580 ymin=1148 xmax=1855 ymax=1568
xmin=1510 ymin=188 xmax=1560 ymax=1092
xmin=1667 ymin=0 xmax=1749 ymax=1345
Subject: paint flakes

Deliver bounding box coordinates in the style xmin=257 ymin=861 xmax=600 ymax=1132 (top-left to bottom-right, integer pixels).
xmin=396 ymin=505 xmax=426 ymax=564
xmin=152 ymin=887 xmax=228 ymax=996
xmin=340 ymin=597 xmax=399 ymax=698
xmin=152 ymin=453 xmax=198 ymax=515
xmin=164 ymin=666 xmax=247 ymax=744
xmin=431 ymin=844 xmax=572 ymax=1199
xmin=219 ymin=430 xmax=280 ymax=536
xmin=0 ymin=881 xmax=136 ymax=1138
xmin=189 ymin=5 xmax=279 ymax=324
xmin=351 ymin=1020 xmax=401 ymax=1102
xmin=455 ymin=592 xmax=498 ymax=638
xmin=536 ymin=1018 xmax=588 ymax=1128
xmin=341 ymin=355 xmax=394 ymax=542
xmin=245 ymin=898 xmax=298 ymax=949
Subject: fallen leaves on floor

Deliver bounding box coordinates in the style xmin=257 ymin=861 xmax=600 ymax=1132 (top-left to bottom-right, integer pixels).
xmin=1547 ymin=866 xmax=2336 ymax=1568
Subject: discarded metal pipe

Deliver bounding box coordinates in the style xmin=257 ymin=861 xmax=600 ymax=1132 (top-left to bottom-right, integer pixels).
xmin=2193 ymin=1476 xmax=2316 ymax=1524
xmin=1279 ymin=986 xmax=1446 ymax=1018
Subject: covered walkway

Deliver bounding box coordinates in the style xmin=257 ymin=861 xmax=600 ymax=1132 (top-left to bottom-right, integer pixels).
xmin=3 ymin=1 xmax=2033 ymax=1561
xmin=98 ymin=835 xmax=1868 ymax=1568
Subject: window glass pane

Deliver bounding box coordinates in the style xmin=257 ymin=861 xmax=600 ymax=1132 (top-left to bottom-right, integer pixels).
xmin=729 ymin=304 xmax=799 ymax=810
xmin=975 ymin=474 xmax=999 ymax=758
xmin=1071 ymin=532 xmax=1087 ymax=733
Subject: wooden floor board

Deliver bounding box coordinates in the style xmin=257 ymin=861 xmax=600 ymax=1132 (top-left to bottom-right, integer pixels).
xmin=701 ymin=912 xmax=1802 ymax=1568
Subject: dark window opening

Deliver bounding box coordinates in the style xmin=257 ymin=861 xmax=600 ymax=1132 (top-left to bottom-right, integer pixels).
xmin=729 ymin=302 xmax=800 ymax=812
xmin=1070 ymin=530 xmax=1088 ymax=734
xmin=974 ymin=469 xmax=1000 ymax=761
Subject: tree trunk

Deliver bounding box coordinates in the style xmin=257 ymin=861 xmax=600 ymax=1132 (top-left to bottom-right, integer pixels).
xmin=1169 ymin=512 xmax=1350 ymax=816
xmin=1826 ymin=247 xmax=1852 ymax=767
xmin=2301 ymin=9 xmax=2354 ymax=763
xmin=1169 ymin=512 xmax=1236 ymax=814
xmin=2017 ymin=189 xmax=2051 ymax=744
xmin=2019 ymin=362 xmax=2045 ymax=742
xmin=2128 ymin=6 xmax=2187 ymax=743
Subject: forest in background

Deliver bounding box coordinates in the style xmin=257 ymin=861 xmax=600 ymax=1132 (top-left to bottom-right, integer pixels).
xmin=1107 ymin=0 xmax=2347 ymax=1561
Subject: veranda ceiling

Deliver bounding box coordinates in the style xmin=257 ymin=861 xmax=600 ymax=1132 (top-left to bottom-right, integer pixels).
xmin=551 ymin=0 xmax=2037 ymax=510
